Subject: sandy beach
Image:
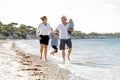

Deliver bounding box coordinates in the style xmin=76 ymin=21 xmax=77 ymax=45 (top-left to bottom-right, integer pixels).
xmin=1 ymin=39 xmax=120 ymax=80
xmin=0 ymin=40 xmax=73 ymax=80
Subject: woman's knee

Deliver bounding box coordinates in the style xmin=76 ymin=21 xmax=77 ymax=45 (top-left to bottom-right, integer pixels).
xmin=44 ymin=45 xmax=48 ymax=49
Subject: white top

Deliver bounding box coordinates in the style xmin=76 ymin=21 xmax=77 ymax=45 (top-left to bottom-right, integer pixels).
xmin=56 ymin=24 xmax=71 ymax=39
xmin=38 ymin=23 xmax=51 ymax=35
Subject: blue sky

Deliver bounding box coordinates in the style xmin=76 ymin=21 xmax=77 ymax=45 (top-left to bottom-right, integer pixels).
xmin=0 ymin=0 xmax=120 ymax=33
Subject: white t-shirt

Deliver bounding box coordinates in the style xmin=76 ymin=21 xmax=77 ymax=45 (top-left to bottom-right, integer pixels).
xmin=38 ymin=23 xmax=51 ymax=35
xmin=57 ymin=24 xmax=70 ymax=39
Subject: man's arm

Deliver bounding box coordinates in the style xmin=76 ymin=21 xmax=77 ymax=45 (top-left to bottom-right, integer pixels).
xmin=68 ymin=28 xmax=73 ymax=32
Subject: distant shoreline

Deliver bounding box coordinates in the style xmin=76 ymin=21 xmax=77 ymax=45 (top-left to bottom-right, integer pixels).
xmin=0 ymin=21 xmax=120 ymax=39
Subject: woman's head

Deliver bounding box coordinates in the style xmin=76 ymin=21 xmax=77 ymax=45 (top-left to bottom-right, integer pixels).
xmin=40 ymin=16 xmax=47 ymax=22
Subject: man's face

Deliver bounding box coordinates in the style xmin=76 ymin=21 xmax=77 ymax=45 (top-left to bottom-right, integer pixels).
xmin=61 ymin=18 xmax=67 ymax=23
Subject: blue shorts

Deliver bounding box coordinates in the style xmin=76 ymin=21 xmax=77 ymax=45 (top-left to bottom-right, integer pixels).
xmin=52 ymin=45 xmax=58 ymax=52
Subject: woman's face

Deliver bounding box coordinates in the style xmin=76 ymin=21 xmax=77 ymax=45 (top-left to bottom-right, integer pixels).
xmin=43 ymin=18 xmax=47 ymax=23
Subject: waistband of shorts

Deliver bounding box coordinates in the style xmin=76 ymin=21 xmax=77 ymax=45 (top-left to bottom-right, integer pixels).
xmin=60 ymin=38 xmax=71 ymax=40
xmin=40 ymin=35 xmax=49 ymax=36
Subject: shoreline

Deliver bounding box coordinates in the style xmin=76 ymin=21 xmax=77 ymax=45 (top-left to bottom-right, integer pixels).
xmin=0 ymin=40 xmax=72 ymax=80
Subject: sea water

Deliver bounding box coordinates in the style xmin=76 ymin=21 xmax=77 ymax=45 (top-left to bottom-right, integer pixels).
xmin=15 ymin=39 xmax=120 ymax=80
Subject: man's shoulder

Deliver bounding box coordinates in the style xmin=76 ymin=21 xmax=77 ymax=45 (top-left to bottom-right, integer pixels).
xmin=47 ymin=23 xmax=50 ymax=26
xmin=57 ymin=24 xmax=63 ymax=27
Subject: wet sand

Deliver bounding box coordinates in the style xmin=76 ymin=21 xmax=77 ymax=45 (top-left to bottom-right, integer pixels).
xmin=0 ymin=40 xmax=72 ymax=80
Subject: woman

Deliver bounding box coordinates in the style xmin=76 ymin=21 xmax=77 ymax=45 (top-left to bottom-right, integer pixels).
xmin=38 ymin=16 xmax=52 ymax=61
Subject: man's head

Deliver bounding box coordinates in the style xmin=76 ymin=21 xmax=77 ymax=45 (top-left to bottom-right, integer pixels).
xmin=61 ymin=15 xmax=67 ymax=25
xmin=61 ymin=15 xmax=67 ymax=20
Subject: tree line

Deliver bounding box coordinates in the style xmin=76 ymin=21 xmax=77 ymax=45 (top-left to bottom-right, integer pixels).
xmin=72 ymin=31 xmax=120 ymax=39
xmin=0 ymin=21 xmax=36 ymax=39
xmin=0 ymin=21 xmax=120 ymax=39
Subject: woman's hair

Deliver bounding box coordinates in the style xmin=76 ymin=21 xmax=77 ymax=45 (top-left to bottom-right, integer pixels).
xmin=40 ymin=16 xmax=47 ymax=21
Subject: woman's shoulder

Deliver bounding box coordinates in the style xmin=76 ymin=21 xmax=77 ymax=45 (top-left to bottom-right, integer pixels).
xmin=38 ymin=23 xmax=43 ymax=27
xmin=45 ymin=23 xmax=50 ymax=26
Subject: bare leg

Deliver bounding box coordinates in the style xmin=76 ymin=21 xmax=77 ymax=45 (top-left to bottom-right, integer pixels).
xmin=40 ymin=44 xmax=43 ymax=59
xmin=44 ymin=45 xmax=48 ymax=61
xmin=62 ymin=50 xmax=65 ymax=63
xmin=50 ymin=51 xmax=54 ymax=56
xmin=68 ymin=48 xmax=72 ymax=61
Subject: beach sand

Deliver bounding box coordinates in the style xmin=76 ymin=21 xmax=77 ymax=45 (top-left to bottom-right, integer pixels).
xmin=0 ymin=40 xmax=72 ymax=80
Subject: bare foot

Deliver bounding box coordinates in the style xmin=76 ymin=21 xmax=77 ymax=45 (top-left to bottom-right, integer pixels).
xmin=45 ymin=58 xmax=48 ymax=61
xmin=63 ymin=60 xmax=65 ymax=64
xmin=40 ymin=56 xmax=42 ymax=60
xmin=68 ymin=57 xmax=70 ymax=61
xmin=50 ymin=52 xmax=54 ymax=56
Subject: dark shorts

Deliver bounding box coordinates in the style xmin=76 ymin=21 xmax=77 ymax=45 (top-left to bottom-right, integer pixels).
xmin=39 ymin=35 xmax=49 ymax=45
xmin=60 ymin=39 xmax=72 ymax=50
xmin=52 ymin=45 xmax=58 ymax=52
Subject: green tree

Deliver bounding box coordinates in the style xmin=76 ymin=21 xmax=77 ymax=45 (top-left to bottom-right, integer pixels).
xmin=16 ymin=24 xmax=27 ymax=38
xmin=0 ymin=22 xmax=3 ymax=33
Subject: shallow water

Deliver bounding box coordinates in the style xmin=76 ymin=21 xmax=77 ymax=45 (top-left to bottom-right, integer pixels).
xmin=15 ymin=39 xmax=120 ymax=80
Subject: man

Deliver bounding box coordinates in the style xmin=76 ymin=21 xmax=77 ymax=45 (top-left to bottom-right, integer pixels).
xmin=56 ymin=16 xmax=73 ymax=63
